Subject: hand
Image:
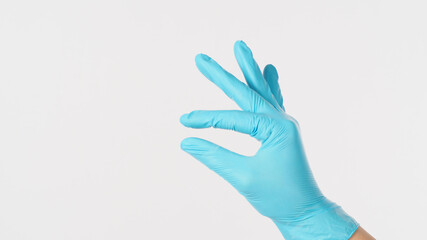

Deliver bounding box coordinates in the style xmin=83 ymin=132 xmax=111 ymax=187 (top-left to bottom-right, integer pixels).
xmin=180 ymin=41 xmax=359 ymax=239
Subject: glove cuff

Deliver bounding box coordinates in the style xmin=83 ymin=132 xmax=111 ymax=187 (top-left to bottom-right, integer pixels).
xmin=273 ymin=205 xmax=359 ymax=240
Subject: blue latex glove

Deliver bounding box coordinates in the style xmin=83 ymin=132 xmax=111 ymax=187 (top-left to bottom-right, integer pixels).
xmin=180 ymin=41 xmax=359 ymax=240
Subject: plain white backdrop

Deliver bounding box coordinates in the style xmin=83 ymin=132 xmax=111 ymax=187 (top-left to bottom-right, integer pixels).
xmin=1 ymin=0 xmax=426 ymax=239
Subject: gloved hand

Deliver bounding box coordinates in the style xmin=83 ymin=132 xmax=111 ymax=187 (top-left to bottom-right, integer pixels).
xmin=180 ymin=41 xmax=359 ymax=240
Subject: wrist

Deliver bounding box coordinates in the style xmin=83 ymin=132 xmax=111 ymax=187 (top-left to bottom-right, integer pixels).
xmin=273 ymin=204 xmax=359 ymax=240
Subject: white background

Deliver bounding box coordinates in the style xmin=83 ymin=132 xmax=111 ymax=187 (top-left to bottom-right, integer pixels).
xmin=1 ymin=0 xmax=426 ymax=239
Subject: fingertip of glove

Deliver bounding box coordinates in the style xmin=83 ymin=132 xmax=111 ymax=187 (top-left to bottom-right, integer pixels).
xmin=180 ymin=138 xmax=190 ymax=150
xmin=195 ymin=53 xmax=210 ymax=63
xmin=264 ymin=64 xmax=278 ymax=77
xmin=234 ymin=40 xmax=251 ymax=55
xmin=234 ymin=40 xmax=247 ymax=48
xmin=264 ymin=63 xmax=275 ymax=70
xmin=179 ymin=113 xmax=189 ymax=125
xmin=180 ymin=137 xmax=199 ymax=151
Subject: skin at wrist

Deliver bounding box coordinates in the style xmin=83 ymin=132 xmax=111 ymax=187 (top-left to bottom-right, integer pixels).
xmin=349 ymin=227 xmax=375 ymax=240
